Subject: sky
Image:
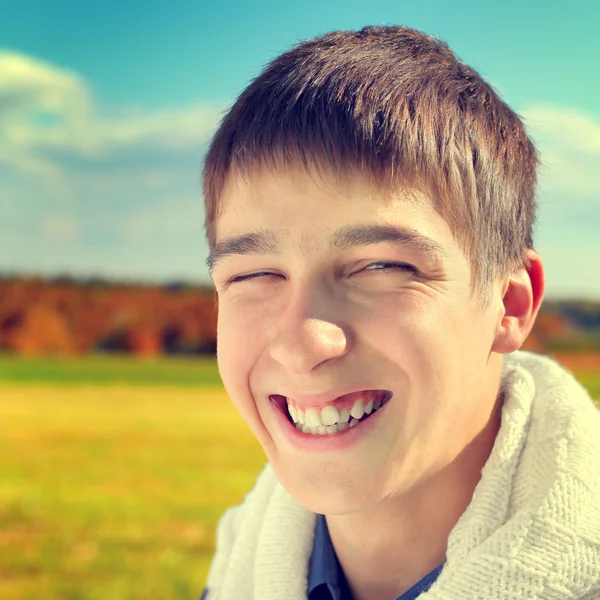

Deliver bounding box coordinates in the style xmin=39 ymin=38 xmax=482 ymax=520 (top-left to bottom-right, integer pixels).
xmin=1 ymin=0 xmax=599 ymax=299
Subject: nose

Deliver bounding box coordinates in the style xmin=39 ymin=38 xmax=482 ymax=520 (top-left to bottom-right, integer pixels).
xmin=269 ymin=289 xmax=350 ymax=375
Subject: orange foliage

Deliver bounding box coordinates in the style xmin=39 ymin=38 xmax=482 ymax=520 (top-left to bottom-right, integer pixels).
xmin=125 ymin=327 xmax=162 ymax=357
xmin=521 ymin=331 xmax=541 ymax=352
xmin=0 ymin=277 xmax=597 ymax=358
xmin=548 ymin=351 xmax=600 ymax=372
xmin=0 ymin=304 xmax=76 ymax=355
xmin=534 ymin=312 xmax=574 ymax=340
xmin=0 ymin=277 xmax=217 ymax=356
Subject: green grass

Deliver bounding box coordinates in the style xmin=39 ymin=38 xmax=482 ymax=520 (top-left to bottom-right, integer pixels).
xmin=577 ymin=373 xmax=600 ymax=401
xmin=0 ymin=354 xmax=597 ymax=599
xmin=0 ymin=353 xmax=223 ymax=386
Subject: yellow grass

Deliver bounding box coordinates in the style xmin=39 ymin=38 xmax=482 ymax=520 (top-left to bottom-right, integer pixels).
xmin=0 ymin=367 xmax=598 ymax=599
xmin=0 ymin=384 xmax=266 ymax=600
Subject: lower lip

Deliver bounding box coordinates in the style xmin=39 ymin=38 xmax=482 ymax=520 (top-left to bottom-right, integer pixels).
xmin=269 ymin=395 xmax=390 ymax=453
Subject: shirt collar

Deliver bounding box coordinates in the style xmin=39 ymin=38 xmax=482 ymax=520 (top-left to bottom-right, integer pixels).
xmin=308 ymin=514 xmax=445 ymax=600
xmin=308 ymin=514 xmax=342 ymax=598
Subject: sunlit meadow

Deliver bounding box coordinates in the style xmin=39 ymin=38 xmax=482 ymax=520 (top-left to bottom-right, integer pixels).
xmin=0 ymin=355 xmax=265 ymax=600
xmin=0 ymin=354 xmax=598 ymax=599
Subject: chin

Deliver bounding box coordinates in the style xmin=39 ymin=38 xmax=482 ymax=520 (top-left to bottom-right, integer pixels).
xmin=271 ymin=460 xmax=382 ymax=515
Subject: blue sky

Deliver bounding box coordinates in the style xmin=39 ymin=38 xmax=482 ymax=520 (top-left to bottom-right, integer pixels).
xmin=1 ymin=0 xmax=599 ymax=299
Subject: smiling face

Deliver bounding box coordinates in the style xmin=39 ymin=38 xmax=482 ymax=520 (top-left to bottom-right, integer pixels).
xmin=210 ymin=169 xmax=507 ymax=515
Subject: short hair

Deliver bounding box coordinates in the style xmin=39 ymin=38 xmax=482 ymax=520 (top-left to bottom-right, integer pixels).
xmin=202 ymin=25 xmax=539 ymax=303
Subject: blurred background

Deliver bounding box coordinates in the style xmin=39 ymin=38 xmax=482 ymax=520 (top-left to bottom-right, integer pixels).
xmin=1 ymin=0 xmax=599 ymax=598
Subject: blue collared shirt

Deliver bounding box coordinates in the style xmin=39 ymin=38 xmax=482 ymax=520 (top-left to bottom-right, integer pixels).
xmin=308 ymin=514 xmax=443 ymax=600
xmin=200 ymin=514 xmax=443 ymax=600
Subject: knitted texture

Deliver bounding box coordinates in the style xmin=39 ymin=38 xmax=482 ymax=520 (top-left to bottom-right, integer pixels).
xmin=204 ymin=351 xmax=600 ymax=599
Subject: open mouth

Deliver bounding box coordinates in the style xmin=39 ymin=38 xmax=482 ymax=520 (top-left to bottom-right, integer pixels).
xmin=270 ymin=390 xmax=392 ymax=435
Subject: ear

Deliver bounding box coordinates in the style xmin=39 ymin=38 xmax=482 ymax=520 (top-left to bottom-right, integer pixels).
xmin=491 ymin=249 xmax=545 ymax=354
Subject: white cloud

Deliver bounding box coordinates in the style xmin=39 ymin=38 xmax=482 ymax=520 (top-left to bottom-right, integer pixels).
xmin=0 ymin=49 xmax=224 ymax=178
xmin=122 ymin=197 xmax=205 ymax=239
xmin=521 ymin=105 xmax=600 ymax=197
xmin=0 ymin=50 xmax=92 ymax=177
xmin=0 ymin=49 xmax=91 ymax=120
xmin=536 ymin=236 xmax=600 ymax=300
xmin=522 ymin=105 xmax=600 ymax=154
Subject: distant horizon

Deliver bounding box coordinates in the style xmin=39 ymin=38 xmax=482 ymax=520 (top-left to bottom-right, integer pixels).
xmin=2 ymin=269 xmax=599 ymax=303
xmin=0 ymin=269 xmax=215 ymax=290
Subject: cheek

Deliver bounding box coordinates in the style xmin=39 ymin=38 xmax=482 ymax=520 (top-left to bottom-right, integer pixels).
xmin=216 ymin=301 xmax=268 ymax=413
xmin=384 ymin=297 xmax=468 ymax=400
xmin=217 ymin=306 xmax=252 ymax=373
xmin=376 ymin=294 xmax=454 ymax=356
xmin=398 ymin=300 xmax=491 ymax=420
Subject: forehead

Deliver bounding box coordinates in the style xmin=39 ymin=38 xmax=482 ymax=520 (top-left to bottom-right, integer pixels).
xmin=208 ymin=170 xmax=461 ymax=275
xmin=216 ymin=168 xmax=438 ymax=233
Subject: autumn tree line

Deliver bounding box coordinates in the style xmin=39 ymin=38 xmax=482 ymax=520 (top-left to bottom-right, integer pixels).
xmin=0 ymin=276 xmax=217 ymax=356
xmin=0 ymin=275 xmax=599 ymax=357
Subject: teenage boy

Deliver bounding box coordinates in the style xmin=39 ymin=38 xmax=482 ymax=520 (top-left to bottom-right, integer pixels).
xmin=200 ymin=26 xmax=600 ymax=600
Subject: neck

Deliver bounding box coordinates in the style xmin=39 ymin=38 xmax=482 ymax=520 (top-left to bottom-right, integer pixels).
xmin=325 ymin=390 xmax=504 ymax=600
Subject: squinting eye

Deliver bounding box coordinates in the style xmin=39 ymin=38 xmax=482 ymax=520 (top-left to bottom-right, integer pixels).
xmin=227 ymin=271 xmax=280 ymax=284
xmin=362 ymin=261 xmax=416 ymax=273
xmin=227 ymin=262 xmax=416 ymax=284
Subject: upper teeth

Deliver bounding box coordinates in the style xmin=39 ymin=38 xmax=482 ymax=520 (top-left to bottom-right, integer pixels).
xmin=287 ymin=394 xmax=385 ymax=427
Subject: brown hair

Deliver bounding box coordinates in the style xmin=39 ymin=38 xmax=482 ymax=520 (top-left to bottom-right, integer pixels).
xmin=202 ymin=25 xmax=538 ymax=302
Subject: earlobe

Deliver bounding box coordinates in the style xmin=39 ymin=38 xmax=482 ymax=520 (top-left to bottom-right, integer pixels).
xmin=491 ymin=250 xmax=545 ymax=355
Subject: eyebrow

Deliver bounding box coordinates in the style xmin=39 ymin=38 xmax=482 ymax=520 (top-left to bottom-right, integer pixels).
xmin=205 ymin=224 xmax=447 ymax=275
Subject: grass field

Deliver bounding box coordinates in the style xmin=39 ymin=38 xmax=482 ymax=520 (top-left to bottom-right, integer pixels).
xmin=0 ymin=354 xmax=224 ymax=387
xmin=0 ymin=355 xmax=266 ymax=600
xmin=0 ymin=353 xmax=598 ymax=599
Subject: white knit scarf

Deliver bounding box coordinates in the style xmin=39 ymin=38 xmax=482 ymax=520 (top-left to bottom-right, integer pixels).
xmin=205 ymin=351 xmax=600 ymax=599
